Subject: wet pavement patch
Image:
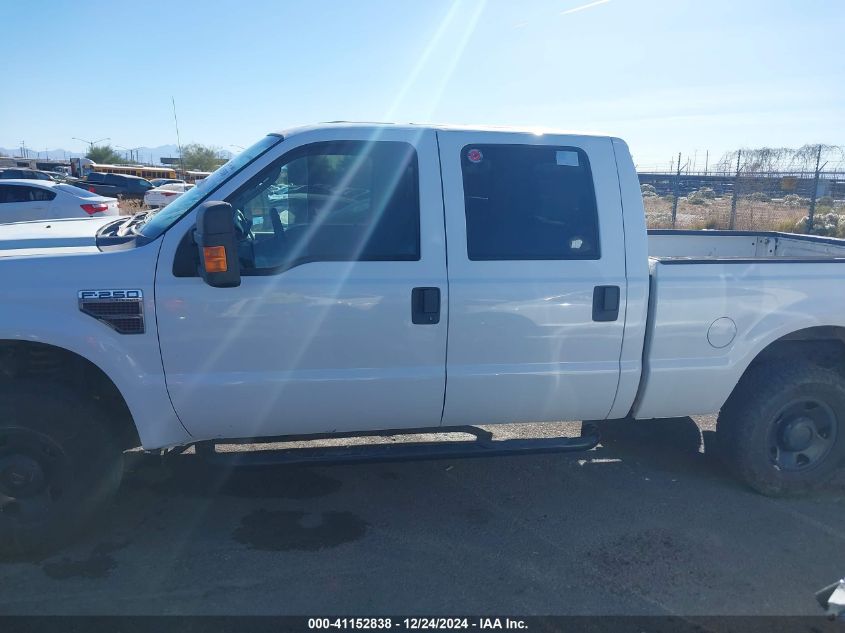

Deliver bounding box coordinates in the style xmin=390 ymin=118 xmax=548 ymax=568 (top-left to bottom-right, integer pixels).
xmin=233 ymin=509 xmax=368 ymax=551
xmin=41 ymin=540 xmax=129 ymax=580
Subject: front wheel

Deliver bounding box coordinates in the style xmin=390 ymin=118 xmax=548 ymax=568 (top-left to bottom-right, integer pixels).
xmin=717 ymin=360 xmax=845 ymax=496
xmin=0 ymin=384 xmax=124 ymax=558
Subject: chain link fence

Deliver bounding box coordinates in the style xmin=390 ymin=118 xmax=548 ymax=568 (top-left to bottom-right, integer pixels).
xmin=639 ymin=145 xmax=845 ymax=236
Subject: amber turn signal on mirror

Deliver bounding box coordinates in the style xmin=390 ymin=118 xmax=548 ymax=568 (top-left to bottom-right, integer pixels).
xmin=203 ymin=246 xmax=228 ymax=273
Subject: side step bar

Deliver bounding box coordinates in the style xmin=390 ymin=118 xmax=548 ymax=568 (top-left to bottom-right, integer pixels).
xmin=194 ymin=424 xmax=600 ymax=467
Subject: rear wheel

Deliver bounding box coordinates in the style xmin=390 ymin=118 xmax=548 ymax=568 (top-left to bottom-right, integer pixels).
xmin=0 ymin=384 xmax=124 ymax=558
xmin=717 ymin=360 xmax=845 ymax=496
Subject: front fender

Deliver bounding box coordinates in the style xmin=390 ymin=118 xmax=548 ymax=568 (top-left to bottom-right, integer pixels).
xmin=0 ymin=246 xmax=191 ymax=449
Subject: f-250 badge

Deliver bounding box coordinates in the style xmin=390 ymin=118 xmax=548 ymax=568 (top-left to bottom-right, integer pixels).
xmin=78 ymin=289 xmax=143 ymax=300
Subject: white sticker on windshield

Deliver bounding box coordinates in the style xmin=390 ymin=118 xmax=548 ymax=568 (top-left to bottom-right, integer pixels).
xmin=556 ymin=150 xmax=580 ymax=167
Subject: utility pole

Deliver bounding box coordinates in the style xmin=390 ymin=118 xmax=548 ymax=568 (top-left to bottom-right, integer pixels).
xmin=807 ymin=144 xmax=825 ymax=233
xmin=72 ymin=137 xmax=110 ymax=154
xmin=729 ymin=150 xmax=742 ymax=229
xmin=172 ymin=96 xmax=185 ymax=177
xmin=671 ymin=152 xmax=682 ymax=228
xmin=704 ymin=150 xmax=709 ymax=176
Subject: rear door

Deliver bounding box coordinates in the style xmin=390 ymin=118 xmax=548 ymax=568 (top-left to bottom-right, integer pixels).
xmin=438 ymin=131 xmax=627 ymax=424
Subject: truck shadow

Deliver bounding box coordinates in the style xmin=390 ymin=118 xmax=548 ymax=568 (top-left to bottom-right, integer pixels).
xmin=21 ymin=416 xmax=843 ymax=578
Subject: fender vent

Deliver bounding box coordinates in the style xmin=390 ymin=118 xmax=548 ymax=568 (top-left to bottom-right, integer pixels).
xmin=78 ymin=291 xmax=145 ymax=335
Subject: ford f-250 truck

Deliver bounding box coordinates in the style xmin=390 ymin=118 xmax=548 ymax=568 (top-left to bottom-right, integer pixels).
xmin=1 ymin=123 xmax=844 ymax=555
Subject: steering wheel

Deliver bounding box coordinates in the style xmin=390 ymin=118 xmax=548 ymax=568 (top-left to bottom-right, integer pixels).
xmin=233 ymin=208 xmax=254 ymax=242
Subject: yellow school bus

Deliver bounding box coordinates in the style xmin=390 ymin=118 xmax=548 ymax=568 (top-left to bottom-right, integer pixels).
xmin=183 ymin=170 xmax=213 ymax=183
xmin=70 ymin=158 xmax=178 ymax=180
xmin=90 ymin=164 xmax=178 ymax=180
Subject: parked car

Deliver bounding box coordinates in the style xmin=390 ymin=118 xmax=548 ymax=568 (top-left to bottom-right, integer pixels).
xmin=143 ymin=182 xmax=195 ymax=208
xmin=0 ymin=123 xmax=844 ymax=557
xmin=0 ymin=168 xmax=55 ymax=181
xmin=150 ymin=178 xmax=185 ymax=188
xmin=73 ymin=172 xmax=154 ymax=199
xmin=0 ymin=179 xmax=118 ymax=222
xmin=45 ymin=171 xmax=79 ymax=184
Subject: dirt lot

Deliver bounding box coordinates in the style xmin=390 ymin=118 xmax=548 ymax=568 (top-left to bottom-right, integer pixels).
xmin=0 ymin=416 xmax=843 ymax=616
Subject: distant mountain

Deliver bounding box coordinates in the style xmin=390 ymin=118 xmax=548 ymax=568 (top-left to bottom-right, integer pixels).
xmin=0 ymin=148 xmax=85 ymax=161
xmin=0 ymin=144 xmax=233 ymax=165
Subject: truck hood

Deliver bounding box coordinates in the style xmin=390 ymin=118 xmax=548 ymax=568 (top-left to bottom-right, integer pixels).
xmin=0 ymin=216 xmax=118 ymax=257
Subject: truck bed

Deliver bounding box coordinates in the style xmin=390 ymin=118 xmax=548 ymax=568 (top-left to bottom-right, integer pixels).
xmin=633 ymin=229 xmax=845 ymax=421
xmin=647 ymin=230 xmax=845 ymax=261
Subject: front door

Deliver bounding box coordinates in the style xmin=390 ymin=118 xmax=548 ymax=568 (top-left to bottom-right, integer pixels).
xmin=155 ymin=130 xmax=448 ymax=440
xmin=437 ymin=130 xmax=628 ymax=425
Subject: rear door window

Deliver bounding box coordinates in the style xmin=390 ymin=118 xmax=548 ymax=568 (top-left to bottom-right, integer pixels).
xmin=26 ymin=186 xmax=57 ymax=202
xmin=0 ymin=185 xmax=55 ymax=202
xmin=460 ymin=144 xmax=600 ymax=260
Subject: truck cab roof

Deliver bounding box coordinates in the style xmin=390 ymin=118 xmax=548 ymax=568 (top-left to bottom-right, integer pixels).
xmin=276 ymin=121 xmax=625 ymax=144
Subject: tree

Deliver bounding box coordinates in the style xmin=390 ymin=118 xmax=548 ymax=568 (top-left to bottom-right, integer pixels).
xmin=86 ymin=144 xmax=123 ymax=164
xmin=714 ymin=145 xmax=845 ymax=174
xmin=181 ymin=144 xmax=223 ymax=171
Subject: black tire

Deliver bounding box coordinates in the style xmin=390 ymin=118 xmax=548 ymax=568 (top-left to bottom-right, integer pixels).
xmin=717 ymin=360 xmax=845 ymax=496
xmin=0 ymin=383 xmax=124 ymax=558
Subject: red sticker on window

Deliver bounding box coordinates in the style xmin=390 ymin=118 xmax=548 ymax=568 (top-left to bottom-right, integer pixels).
xmin=467 ymin=149 xmax=483 ymax=163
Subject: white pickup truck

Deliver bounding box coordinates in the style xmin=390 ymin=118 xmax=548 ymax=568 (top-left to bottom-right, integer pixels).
xmin=1 ymin=124 xmax=844 ymax=555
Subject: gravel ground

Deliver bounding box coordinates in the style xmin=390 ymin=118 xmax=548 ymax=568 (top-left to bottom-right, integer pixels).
xmin=0 ymin=415 xmax=843 ymax=616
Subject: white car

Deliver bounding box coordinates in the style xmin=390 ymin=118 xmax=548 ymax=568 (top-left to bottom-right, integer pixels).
xmin=144 ymin=182 xmax=195 ymax=208
xmin=0 ymin=179 xmax=119 ymax=223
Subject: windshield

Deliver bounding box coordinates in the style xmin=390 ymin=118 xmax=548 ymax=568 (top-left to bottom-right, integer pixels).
xmin=138 ymin=135 xmax=282 ymax=240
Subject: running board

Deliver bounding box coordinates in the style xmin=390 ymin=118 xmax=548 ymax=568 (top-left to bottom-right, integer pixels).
xmin=194 ymin=424 xmax=600 ymax=467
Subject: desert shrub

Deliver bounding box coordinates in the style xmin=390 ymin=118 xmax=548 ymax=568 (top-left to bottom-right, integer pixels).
xmin=118 ymin=198 xmax=144 ymax=216
xmin=797 ymin=212 xmax=843 ymax=236
xmin=640 ymin=183 xmax=657 ymax=196
xmin=684 ymin=188 xmax=716 ymax=205
xmin=646 ymin=211 xmax=674 ymax=228
xmin=817 ymin=195 xmax=834 ymax=207
xmin=686 ymin=193 xmax=706 ymax=205
xmin=774 ymin=217 xmax=804 ymax=233
xmin=782 ymin=194 xmax=803 ymax=207
xmin=691 ymin=217 xmax=722 ymax=230
xmin=748 ymin=192 xmax=771 ymax=202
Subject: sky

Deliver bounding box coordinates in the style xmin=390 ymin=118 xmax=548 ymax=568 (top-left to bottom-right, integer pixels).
xmin=2 ymin=0 xmax=844 ymax=170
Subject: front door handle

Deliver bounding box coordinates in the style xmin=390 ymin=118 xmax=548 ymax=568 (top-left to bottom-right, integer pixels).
xmin=412 ymin=287 xmax=440 ymax=325
xmin=592 ymin=285 xmax=620 ymax=322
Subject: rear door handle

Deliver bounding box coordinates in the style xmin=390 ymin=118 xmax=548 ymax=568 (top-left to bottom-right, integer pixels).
xmin=592 ymin=285 xmax=620 ymax=322
xmin=412 ymin=287 xmax=440 ymax=325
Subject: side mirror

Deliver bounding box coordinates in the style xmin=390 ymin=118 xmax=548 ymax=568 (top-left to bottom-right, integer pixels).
xmin=194 ymin=201 xmax=241 ymax=288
